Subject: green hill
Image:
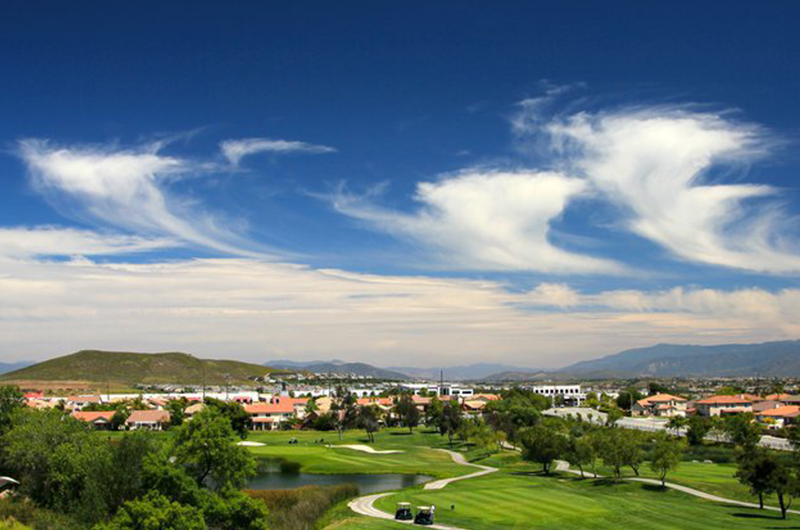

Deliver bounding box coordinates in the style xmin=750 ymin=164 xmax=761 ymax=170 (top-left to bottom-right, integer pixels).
xmin=0 ymin=350 xmax=289 ymax=387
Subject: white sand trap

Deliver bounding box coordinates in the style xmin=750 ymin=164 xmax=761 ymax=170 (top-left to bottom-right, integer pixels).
xmin=237 ymin=441 xmax=265 ymax=447
xmin=333 ymin=444 xmax=404 ymax=454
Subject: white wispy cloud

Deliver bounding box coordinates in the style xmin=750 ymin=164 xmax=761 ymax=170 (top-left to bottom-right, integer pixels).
xmin=1 ymin=252 xmax=798 ymax=367
xmin=333 ymin=170 xmax=625 ymax=274
xmin=541 ymin=107 xmax=800 ymax=273
xmin=0 ymin=226 xmax=175 ymax=258
xmin=17 ymin=139 xmax=265 ymax=257
xmin=220 ymin=137 xmax=335 ymax=166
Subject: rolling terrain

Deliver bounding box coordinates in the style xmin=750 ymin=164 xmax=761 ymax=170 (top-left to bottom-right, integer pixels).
xmin=0 ymin=350 xmax=288 ymax=387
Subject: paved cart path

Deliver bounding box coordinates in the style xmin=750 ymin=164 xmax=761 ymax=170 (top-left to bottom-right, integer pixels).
xmin=554 ymin=460 xmax=800 ymax=516
xmin=347 ymin=449 xmax=497 ymax=529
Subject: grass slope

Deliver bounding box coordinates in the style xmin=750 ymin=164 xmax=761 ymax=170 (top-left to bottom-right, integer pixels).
xmin=0 ymin=350 xmax=288 ymax=387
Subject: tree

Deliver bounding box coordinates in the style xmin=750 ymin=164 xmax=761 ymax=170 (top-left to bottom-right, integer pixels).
xmin=439 ymin=401 xmax=463 ymax=446
xmin=649 ymin=432 xmax=684 ymax=486
xmin=97 ymin=491 xmax=207 ymax=530
xmin=471 ymin=421 xmax=501 ymax=457
xmin=666 ymin=415 xmax=687 ymax=436
xmin=204 ymin=398 xmax=250 ymax=439
xmin=597 ymin=428 xmax=637 ymax=482
xmin=615 ymin=388 xmax=643 ymax=410
xmin=357 ymin=405 xmax=381 ymax=443
xmin=112 ymin=406 xmax=131 ymax=431
xmin=566 ymin=432 xmax=596 ymax=478
xmin=735 ymin=447 xmax=775 ymax=510
xmin=166 ymin=399 xmax=187 ymax=428
xmin=304 ymin=397 xmax=318 ymax=418
xmin=331 ymin=386 xmax=358 ymax=440
xmin=722 ymin=413 xmax=761 ymax=449
xmin=0 ymin=385 xmax=24 ymax=437
xmin=648 ymin=381 xmax=669 ymax=395
xmin=2 ymin=409 xmax=114 ymax=518
xmin=394 ymin=394 xmax=420 ymax=433
xmin=519 ymin=425 xmax=566 ymax=475
xmin=686 ymin=415 xmax=710 ymax=445
xmin=173 ymin=408 xmax=256 ymax=491
xmin=605 ymin=407 xmax=623 ymax=427
xmin=425 ymin=396 xmax=444 ymax=429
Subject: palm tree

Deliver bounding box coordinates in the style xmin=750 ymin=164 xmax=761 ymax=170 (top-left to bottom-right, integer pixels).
xmin=667 ymin=415 xmax=687 ymax=436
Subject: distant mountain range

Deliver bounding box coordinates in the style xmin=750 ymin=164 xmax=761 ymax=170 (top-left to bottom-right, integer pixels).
xmin=558 ymin=340 xmax=800 ymax=378
xmin=0 ymin=361 xmax=33 ymax=375
xmin=265 ymin=360 xmax=411 ymax=380
xmin=389 ymin=363 xmax=539 ymax=381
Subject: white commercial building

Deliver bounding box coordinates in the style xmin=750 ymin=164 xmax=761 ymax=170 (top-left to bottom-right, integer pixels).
xmin=529 ymin=385 xmax=585 ymax=406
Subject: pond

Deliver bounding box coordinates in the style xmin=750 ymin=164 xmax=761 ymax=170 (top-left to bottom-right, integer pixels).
xmin=247 ymin=471 xmax=433 ymax=494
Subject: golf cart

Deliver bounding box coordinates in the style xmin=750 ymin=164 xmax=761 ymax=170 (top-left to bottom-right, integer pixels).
xmin=414 ymin=506 xmax=434 ymax=525
xmin=395 ymin=502 xmax=413 ymax=520
xmin=0 ymin=477 xmax=19 ymax=498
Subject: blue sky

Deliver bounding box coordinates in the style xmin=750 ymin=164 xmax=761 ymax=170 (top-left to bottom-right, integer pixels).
xmin=2 ymin=2 xmax=800 ymax=368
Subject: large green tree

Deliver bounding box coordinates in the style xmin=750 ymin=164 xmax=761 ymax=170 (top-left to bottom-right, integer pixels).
xmin=173 ymin=408 xmax=256 ymax=491
xmin=649 ymin=432 xmax=685 ymax=486
xmin=519 ymin=425 xmax=566 ymax=475
xmin=394 ymin=394 xmax=420 ymax=433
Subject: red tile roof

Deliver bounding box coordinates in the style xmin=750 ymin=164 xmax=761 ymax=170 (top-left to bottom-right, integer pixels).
xmin=72 ymin=411 xmax=115 ymax=423
xmin=245 ymin=402 xmax=295 ymax=414
xmin=759 ymin=405 xmax=800 ymax=418
xmin=695 ymin=395 xmax=753 ymax=405
xmin=126 ymin=410 xmax=170 ymax=424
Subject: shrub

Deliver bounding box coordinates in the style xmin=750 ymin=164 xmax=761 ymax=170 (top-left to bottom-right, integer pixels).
xmin=246 ymin=484 xmax=358 ymax=530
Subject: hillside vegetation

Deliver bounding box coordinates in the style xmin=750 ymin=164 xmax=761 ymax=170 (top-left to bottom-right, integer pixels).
xmin=0 ymin=350 xmax=288 ymax=387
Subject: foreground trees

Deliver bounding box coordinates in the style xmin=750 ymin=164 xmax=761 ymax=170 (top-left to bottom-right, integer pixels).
xmin=0 ymin=399 xmax=269 ymax=529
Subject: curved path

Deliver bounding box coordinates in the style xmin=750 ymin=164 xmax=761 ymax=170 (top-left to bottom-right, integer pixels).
xmin=347 ymin=449 xmax=497 ymax=529
xmin=555 ymin=460 xmax=800 ymax=516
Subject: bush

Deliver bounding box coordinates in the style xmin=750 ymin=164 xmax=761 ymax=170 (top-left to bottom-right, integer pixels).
xmin=246 ymin=484 xmax=358 ymax=530
xmin=0 ymin=498 xmax=82 ymax=530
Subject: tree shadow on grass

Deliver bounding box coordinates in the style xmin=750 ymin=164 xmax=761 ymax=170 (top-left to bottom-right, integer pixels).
xmin=389 ymin=432 xmax=413 ymax=436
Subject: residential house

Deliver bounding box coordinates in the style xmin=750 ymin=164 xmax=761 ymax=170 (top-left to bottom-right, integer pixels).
xmin=694 ymin=395 xmax=754 ymax=417
xmin=756 ymin=405 xmax=800 ymax=429
xmin=66 ymin=395 xmax=102 ymax=411
xmin=72 ymin=411 xmax=116 ymax=430
xmin=184 ymin=402 xmax=205 ymax=419
xmin=126 ymin=410 xmax=170 ymax=430
xmin=245 ymin=402 xmax=295 ymax=431
xmin=631 ymin=394 xmax=688 ymax=417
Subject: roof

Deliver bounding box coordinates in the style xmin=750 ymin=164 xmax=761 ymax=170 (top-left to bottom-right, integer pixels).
xmin=245 ymin=402 xmax=295 ymax=414
xmin=356 ymin=397 xmax=394 ymax=407
xmin=67 ymin=395 xmax=101 ymax=403
xmin=271 ymin=397 xmax=311 ymax=407
xmin=471 ymin=394 xmax=501 ymax=402
xmin=758 ymin=405 xmax=800 ymax=418
xmin=462 ymin=400 xmax=487 ymax=410
xmin=637 ymin=393 xmax=686 ymax=407
xmin=411 ymin=395 xmax=431 ymax=405
xmin=766 ymin=393 xmax=794 ymax=401
xmin=695 ymin=395 xmax=753 ymax=405
xmin=126 ymin=410 xmax=170 ymax=423
xmin=184 ymin=403 xmax=205 ymax=414
xmin=753 ymin=400 xmax=781 ymax=413
xmin=72 ymin=411 xmax=115 ymax=423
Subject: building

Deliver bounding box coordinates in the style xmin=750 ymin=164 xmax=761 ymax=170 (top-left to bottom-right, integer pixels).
xmin=756 ymin=405 xmax=800 ymax=429
xmin=66 ymin=395 xmax=102 ymax=411
xmin=126 ymin=410 xmax=170 ymax=430
xmin=72 ymin=411 xmax=116 ymax=429
xmin=529 ymin=385 xmax=585 ymax=406
xmin=245 ymin=402 xmax=295 ymax=430
xmin=694 ymin=395 xmax=754 ymax=417
xmin=631 ymin=394 xmax=688 ymax=417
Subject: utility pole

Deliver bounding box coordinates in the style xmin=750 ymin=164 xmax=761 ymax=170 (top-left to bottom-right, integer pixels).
xmin=202 ymin=362 xmax=206 ymax=402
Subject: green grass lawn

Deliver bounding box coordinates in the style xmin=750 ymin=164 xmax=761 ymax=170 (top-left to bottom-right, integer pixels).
xmin=369 ymin=471 xmax=800 ymax=530
xmin=245 ymin=428 xmax=470 ymax=478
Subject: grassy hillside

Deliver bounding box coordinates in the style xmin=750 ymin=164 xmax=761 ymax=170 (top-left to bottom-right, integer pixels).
xmin=0 ymin=350 xmax=289 ymax=387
